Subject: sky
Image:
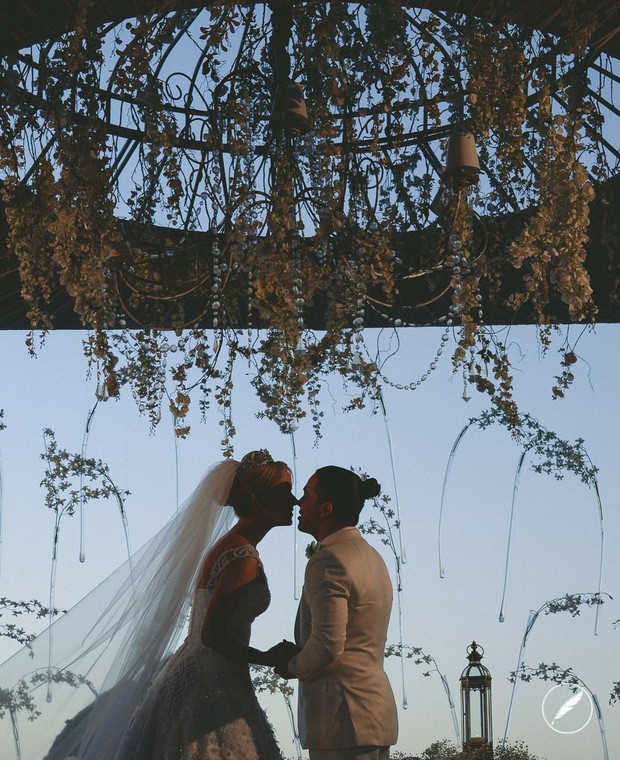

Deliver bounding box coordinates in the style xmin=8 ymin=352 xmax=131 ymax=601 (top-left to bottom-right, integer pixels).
xmin=0 ymin=325 xmax=618 ymax=760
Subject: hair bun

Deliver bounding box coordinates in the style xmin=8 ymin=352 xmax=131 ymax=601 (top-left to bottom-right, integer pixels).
xmin=361 ymin=477 xmax=381 ymax=500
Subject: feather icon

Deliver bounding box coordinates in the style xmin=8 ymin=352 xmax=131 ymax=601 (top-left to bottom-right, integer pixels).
xmin=551 ymin=689 xmax=584 ymax=725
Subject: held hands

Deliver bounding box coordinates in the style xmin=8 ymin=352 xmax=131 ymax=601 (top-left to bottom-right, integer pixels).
xmin=264 ymin=639 xmax=300 ymax=676
xmin=265 ymin=639 xmax=299 ymax=664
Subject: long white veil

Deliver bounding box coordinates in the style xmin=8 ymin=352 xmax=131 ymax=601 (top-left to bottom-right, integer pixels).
xmin=0 ymin=460 xmax=239 ymax=760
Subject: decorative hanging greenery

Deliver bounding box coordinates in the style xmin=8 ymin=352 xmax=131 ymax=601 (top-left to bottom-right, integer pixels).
xmin=0 ymin=1 xmax=618 ymax=442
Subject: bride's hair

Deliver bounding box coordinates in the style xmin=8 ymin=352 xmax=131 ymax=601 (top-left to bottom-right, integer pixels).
xmin=227 ymin=450 xmax=290 ymax=516
xmin=315 ymin=466 xmax=380 ymax=525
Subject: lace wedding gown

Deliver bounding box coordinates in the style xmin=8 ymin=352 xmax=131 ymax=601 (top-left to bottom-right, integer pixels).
xmin=113 ymin=544 xmax=284 ymax=760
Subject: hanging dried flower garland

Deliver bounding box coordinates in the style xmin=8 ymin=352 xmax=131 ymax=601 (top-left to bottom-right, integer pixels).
xmin=0 ymin=1 xmax=617 ymax=443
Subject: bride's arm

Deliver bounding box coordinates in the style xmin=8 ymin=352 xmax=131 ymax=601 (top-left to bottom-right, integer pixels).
xmin=200 ymin=557 xmax=286 ymax=666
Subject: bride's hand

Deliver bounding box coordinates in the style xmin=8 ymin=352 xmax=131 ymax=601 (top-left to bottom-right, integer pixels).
xmin=263 ymin=640 xmax=299 ymax=667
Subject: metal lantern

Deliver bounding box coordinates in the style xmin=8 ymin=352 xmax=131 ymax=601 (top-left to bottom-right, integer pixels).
xmin=460 ymin=641 xmax=493 ymax=755
xmin=444 ymin=130 xmax=480 ymax=186
xmin=271 ymin=79 xmax=310 ymax=136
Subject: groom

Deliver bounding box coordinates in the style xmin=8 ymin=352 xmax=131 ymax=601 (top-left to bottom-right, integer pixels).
xmin=276 ymin=466 xmax=398 ymax=760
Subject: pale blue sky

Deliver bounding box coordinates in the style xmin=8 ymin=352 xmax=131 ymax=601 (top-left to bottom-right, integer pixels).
xmin=0 ymin=326 xmax=618 ymax=760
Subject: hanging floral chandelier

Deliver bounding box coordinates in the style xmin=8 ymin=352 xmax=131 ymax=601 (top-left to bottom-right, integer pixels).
xmin=0 ymin=1 xmax=619 ymax=446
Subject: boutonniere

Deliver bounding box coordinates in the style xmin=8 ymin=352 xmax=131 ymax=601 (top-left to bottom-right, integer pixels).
xmin=305 ymin=541 xmax=323 ymax=558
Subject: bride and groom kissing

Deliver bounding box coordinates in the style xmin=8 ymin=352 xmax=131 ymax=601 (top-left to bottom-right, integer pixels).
xmin=42 ymin=450 xmax=398 ymax=760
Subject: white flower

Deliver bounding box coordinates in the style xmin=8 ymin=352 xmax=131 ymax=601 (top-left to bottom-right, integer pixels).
xmin=305 ymin=541 xmax=323 ymax=558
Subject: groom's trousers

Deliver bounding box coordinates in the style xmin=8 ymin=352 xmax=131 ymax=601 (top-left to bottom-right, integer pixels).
xmin=309 ymin=747 xmax=390 ymax=760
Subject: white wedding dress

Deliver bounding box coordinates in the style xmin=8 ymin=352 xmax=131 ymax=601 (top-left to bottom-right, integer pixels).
xmin=113 ymin=544 xmax=284 ymax=759
xmin=42 ymin=545 xmax=284 ymax=760
xmin=0 ymin=462 xmax=285 ymax=760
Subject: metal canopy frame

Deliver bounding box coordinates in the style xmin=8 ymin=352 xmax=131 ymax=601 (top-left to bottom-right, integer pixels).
xmin=1 ymin=2 xmax=619 ymax=329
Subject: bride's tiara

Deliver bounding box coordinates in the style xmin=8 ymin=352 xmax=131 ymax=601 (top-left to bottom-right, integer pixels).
xmin=237 ymin=449 xmax=274 ymax=480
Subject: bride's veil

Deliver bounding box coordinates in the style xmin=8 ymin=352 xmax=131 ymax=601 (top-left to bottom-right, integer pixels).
xmin=0 ymin=459 xmax=239 ymax=760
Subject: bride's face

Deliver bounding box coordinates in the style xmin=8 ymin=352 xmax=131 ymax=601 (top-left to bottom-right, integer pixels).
xmin=256 ymin=475 xmax=297 ymax=527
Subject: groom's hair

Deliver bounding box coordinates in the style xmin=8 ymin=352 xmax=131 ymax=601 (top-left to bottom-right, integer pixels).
xmin=315 ymin=466 xmax=381 ymax=525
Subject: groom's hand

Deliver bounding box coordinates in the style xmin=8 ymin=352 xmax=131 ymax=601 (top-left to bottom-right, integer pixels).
xmin=265 ymin=640 xmax=299 ymax=677
xmin=265 ymin=640 xmax=299 ymax=676
xmin=274 ymin=658 xmax=295 ymax=679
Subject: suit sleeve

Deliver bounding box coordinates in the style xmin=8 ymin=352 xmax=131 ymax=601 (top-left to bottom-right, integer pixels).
xmin=288 ymin=550 xmax=350 ymax=681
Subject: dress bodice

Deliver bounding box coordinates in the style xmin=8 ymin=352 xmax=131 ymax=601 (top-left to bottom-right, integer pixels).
xmin=111 ymin=543 xmax=284 ymax=760
xmin=186 ymin=544 xmax=271 ymax=648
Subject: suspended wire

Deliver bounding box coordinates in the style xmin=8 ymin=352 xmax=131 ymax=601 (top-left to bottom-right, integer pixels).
xmin=503 ymin=591 xmax=611 ymax=745
xmin=394 ymin=646 xmax=459 ymax=741
xmin=592 ymin=692 xmax=610 ymax=760
xmin=174 ymin=423 xmax=180 ymax=513
xmin=0 ymin=450 xmax=3 ymax=585
xmin=43 ymin=430 xmax=60 ymax=704
xmin=438 ymin=422 xmax=471 ymax=578
xmin=363 ymin=433 xmax=409 ymax=711
xmin=109 ymin=477 xmax=134 ymax=574
xmin=283 ymin=691 xmax=303 ymax=760
xmin=377 ymin=388 xmax=406 ymax=565
xmin=289 ymin=429 xmax=300 ymax=600
xmin=79 ymin=400 xmax=134 ymax=570
xmin=498 ymin=449 xmax=526 ymax=623
xmin=502 ymin=607 xmax=538 ymax=744
xmin=438 ymin=670 xmax=462 ymax=745
xmin=440 ymin=421 xmax=605 ymax=638
xmin=508 ymin=661 xmax=610 ymax=759
xmin=162 ymin=387 xmax=182 ymax=514
xmin=79 ymin=399 xmax=100 ymax=562
xmin=395 ymin=555 xmax=408 ymax=710
xmin=9 ymin=706 xmax=21 ymax=760
xmin=44 ymin=421 xmax=135 ymax=705
xmin=591 ymin=474 xmax=605 ymax=635
xmin=376 ymin=389 xmax=409 ymax=708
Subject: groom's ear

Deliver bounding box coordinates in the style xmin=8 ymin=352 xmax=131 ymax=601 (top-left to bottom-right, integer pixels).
xmin=319 ymin=501 xmax=333 ymax=518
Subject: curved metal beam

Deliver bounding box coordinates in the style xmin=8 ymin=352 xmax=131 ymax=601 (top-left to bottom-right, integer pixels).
xmin=1 ymin=175 xmax=619 ymax=329
xmin=0 ymin=2 xmax=619 ymax=58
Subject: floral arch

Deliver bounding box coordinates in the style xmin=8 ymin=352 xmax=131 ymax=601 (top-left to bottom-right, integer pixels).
xmin=0 ymin=1 xmax=619 ymax=440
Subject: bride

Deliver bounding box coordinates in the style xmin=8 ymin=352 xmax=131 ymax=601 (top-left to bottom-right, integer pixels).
xmin=25 ymin=449 xmax=297 ymax=760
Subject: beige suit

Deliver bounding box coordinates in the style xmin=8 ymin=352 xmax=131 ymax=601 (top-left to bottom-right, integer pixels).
xmin=289 ymin=527 xmax=398 ymax=751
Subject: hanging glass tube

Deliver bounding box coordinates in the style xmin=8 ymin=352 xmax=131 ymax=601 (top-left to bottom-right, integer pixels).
xmin=438 ymin=422 xmax=471 ymax=578
xmin=378 ymin=389 xmax=407 ymax=565
xmin=290 ymin=429 xmax=300 ymax=600
xmin=499 ymin=450 xmax=526 ymax=623
xmin=79 ymin=400 xmax=100 ymax=562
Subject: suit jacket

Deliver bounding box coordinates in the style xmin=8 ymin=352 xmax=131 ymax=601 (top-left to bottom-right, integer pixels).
xmin=289 ymin=527 xmax=398 ymax=750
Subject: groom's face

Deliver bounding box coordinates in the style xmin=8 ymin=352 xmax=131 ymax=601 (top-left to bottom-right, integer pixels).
xmin=297 ymin=474 xmax=324 ymax=538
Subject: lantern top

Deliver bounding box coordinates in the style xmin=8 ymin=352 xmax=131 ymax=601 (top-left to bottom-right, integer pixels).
xmin=467 ymin=641 xmax=484 ymax=663
xmin=460 ymin=641 xmax=492 ymax=681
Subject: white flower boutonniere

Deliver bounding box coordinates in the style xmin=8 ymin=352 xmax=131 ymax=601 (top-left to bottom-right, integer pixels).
xmin=305 ymin=541 xmax=323 ymax=558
